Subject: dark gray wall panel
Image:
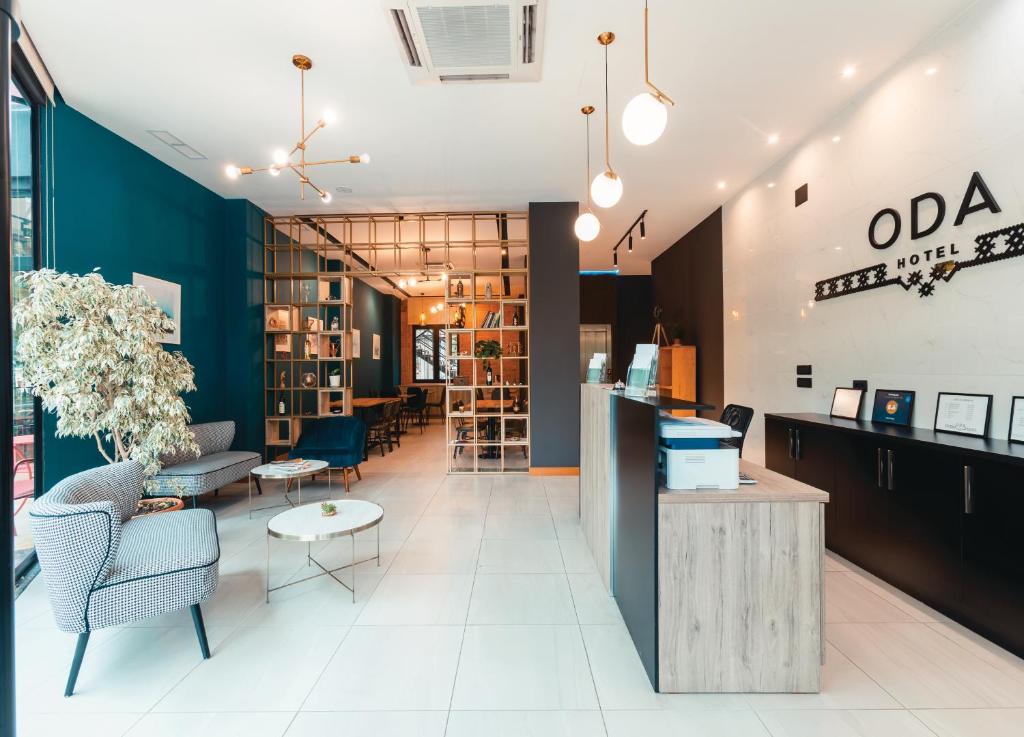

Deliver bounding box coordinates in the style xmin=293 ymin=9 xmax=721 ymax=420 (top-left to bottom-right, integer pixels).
xmin=529 ymin=202 xmax=581 ymax=468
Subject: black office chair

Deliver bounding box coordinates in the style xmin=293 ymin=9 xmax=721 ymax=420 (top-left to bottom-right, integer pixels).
xmin=719 ymin=404 xmax=754 ymax=457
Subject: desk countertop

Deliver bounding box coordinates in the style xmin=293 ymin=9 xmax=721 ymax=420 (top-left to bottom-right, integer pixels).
xmin=658 ymin=459 xmax=829 ymax=504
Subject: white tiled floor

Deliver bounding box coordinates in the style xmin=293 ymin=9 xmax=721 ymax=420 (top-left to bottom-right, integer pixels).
xmin=14 ymin=423 xmax=1024 ymax=736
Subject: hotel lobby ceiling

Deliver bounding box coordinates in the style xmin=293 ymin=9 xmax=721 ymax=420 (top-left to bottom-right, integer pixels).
xmin=24 ymin=0 xmax=974 ymax=273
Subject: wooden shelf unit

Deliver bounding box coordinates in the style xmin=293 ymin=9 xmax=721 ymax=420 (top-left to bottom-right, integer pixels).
xmin=657 ymin=345 xmax=697 ymax=418
xmin=263 ymin=218 xmax=355 ymax=462
xmin=445 ymin=259 xmax=530 ymax=473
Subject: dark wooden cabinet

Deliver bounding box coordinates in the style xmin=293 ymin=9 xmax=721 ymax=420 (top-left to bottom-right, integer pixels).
xmin=962 ymin=460 xmax=1024 ymax=655
xmin=884 ymin=444 xmax=962 ymax=609
xmin=764 ymin=415 xmax=795 ymax=477
xmin=764 ymin=413 xmax=1024 ymax=659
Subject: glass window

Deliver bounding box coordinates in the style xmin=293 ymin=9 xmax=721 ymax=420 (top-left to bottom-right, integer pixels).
xmin=413 ymin=327 xmax=447 ymax=382
xmin=11 ymin=78 xmax=38 ymax=574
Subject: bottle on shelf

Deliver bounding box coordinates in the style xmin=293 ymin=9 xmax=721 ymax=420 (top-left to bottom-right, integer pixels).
xmin=278 ymin=398 xmax=286 ymax=415
xmin=485 ymin=282 xmax=493 ymax=300
xmin=485 ymin=364 xmax=494 ymax=386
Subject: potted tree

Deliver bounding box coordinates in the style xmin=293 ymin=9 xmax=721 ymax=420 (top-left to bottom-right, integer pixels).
xmin=13 ymin=269 xmax=199 ymax=486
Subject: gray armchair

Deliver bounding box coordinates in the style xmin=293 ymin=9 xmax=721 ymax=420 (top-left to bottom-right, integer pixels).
xmin=29 ymin=460 xmax=220 ymax=696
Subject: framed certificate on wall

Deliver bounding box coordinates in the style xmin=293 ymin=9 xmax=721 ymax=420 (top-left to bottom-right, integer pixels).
xmin=1009 ymin=396 xmax=1024 ymax=444
xmin=934 ymin=392 xmax=992 ymax=438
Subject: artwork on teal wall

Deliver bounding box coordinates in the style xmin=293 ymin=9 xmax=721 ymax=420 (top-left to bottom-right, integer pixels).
xmin=132 ymin=273 xmax=182 ymax=344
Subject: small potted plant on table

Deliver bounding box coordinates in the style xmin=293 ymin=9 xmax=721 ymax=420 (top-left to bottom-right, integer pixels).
xmin=321 ymin=501 xmax=337 ymax=517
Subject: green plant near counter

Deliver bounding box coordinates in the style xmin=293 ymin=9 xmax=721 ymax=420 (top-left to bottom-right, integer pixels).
xmin=474 ymin=339 xmax=502 ymax=359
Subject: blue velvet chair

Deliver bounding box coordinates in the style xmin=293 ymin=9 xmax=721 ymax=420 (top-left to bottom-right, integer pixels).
xmin=288 ymin=416 xmax=367 ymax=493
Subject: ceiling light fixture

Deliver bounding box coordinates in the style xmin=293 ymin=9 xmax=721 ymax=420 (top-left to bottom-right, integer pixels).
xmin=767 ymin=182 xmax=776 ymax=188
xmin=622 ymin=1 xmax=675 ymax=146
xmin=612 ymin=209 xmax=647 ymax=264
xmin=574 ymin=106 xmax=601 ymax=242
xmin=223 ymin=54 xmax=370 ymax=203
xmin=767 ymin=133 xmax=780 ymax=145
xmin=832 ymin=135 xmax=841 ymax=143
xmin=925 ymin=67 xmax=938 ymax=76
xmin=841 ymin=64 xmax=857 ymax=79
xmin=591 ymin=33 xmax=623 ymax=208
xmin=717 ymin=181 xmax=726 ymax=190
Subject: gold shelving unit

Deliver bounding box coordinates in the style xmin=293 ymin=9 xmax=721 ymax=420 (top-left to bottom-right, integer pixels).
xmin=262 ymin=211 xmax=529 ymax=473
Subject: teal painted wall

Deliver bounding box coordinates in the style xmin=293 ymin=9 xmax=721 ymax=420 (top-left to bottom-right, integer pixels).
xmin=350 ymin=278 xmax=400 ymax=396
xmin=41 ymin=100 xmax=264 ymax=488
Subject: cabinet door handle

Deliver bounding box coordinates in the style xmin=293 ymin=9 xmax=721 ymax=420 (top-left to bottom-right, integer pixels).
xmin=877 ymin=448 xmax=885 ymax=488
xmin=963 ymin=465 xmax=974 ymax=514
xmin=887 ymin=449 xmax=895 ymax=491
xmin=788 ymin=429 xmax=795 ymax=459
xmin=794 ymin=429 xmax=801 ymax=460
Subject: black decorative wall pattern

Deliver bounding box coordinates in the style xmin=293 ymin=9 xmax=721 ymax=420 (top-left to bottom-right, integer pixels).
xmin=814 ymin=221 xmax=1024 ymax=302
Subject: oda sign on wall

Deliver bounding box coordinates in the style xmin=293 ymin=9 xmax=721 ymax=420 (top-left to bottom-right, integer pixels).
xmin=814 ymin=171 xmax=1023 ymax=302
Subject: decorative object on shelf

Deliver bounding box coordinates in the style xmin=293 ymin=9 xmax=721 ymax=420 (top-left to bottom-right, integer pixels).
xmin=279 ymin=370 xmax=287 ymax=389
xmin=268 ymin=315 xmax=279 ymax=329
xmin=574 ymin=105 xmax=601 ymax=242
xmin=485 ymin=282 xmax=493 ymax=299
xmin=14 ymin=269 xmax=198 ymax=481
xmin=1010 ymin=396 xmax=1024 ymax=443
xmin=512 ymin=398 xmax=521 ymax=413
xmin=870 ymin=389 xmax=915 ymax=427
xmin=301 ymin=372 xmax=317 ymax=388
xmin=512 ymin=310 xmax=520 ymax=326
xmin=830 ymin=387 xmax=864 ymax=420
xmin=474 ymin=339 xmax=502 ymax=359
xmin=320 ymin=501 xmax=337 ymax=518
xmin=303 ymin=282 xmax=313 ymax=303
xmin=223 ymin=54 xmax=369 ymax=204
xmin=622 ymin=1 xmax=675 ymax=146
xmin=132 ymin=273 xmax=182 ymax=345
xmin=455 ymin=279 xmax=465 ymax=298
xmin=592 ymin=32 xmax=623 ymax=209
xmin=934 ymin=392 xmax=992 ymax=438
xmin=372 ymin=333 xmax=381 ymax=360
xmin=330 ymin=315 xmax=340 ymax=331
xmin=651 ymin=305 xmax=669 ymax=346
xmin=329 ymin=368 xmax=342 ymax=388
xmin=304 ymin=338 xmax=312 ymax=359
xmin=278 ymin=398 xmax=286 ymax=415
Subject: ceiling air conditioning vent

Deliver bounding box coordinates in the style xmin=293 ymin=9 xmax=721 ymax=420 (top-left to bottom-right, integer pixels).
xmin=390 ymin=9 xmax=422 ymax=67
xmin=385 ymin=0 xmax=545 ymax=85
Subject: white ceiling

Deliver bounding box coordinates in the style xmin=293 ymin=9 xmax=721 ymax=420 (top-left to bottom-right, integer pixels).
xmin=23 ymin=0 xmax=975 ymax=274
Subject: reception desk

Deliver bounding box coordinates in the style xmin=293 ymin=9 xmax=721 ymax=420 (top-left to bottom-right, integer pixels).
xmin=580 ymin=384 xmax=828 ymax=693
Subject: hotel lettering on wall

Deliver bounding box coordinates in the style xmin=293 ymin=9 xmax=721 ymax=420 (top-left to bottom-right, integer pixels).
xmin=814 ymin=171 xmax=1023 ymax=301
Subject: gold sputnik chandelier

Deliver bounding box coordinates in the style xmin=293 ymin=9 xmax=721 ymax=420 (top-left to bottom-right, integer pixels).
xmin=224 ymin=54 xmax=369 ymax=204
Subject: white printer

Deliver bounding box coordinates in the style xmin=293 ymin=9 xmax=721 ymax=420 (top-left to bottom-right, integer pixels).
xmin=657 ymin=414 xmax=741 ymax=490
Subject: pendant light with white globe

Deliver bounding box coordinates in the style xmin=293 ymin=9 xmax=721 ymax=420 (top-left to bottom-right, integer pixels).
xmin=591 ymin=32 xmax=623 ymax=209
xmin=574 ymin=106 xmax=601 ymax=242
xmin=622 ymin=2 xmax=675 ymax=146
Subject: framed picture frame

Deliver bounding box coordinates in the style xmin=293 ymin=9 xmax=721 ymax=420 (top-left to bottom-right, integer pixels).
xmin=830 ymin=387 xmax=864 ymax=420
xmin=351 ymin=328 xmax=361 ymax=359
xmin=1009 ymin=396 xmax=1024 ymax=444
xmin=934 ymin=392 xmax=992 ymax=438
xmin=870 ymin=389 xmax=915 ymax=427
xmin=132 ymin=273 xmax=181 ymax=344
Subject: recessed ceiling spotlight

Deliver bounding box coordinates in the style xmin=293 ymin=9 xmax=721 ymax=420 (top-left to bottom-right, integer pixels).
xmin=717 ymin=181 xmax=727 ymax=190
xmin=832 ymin=135 xmax=842 ymax=143
xmin=925 ymin=67 xmax=938 ymax=76
xmin=834 ymin=246 xmax=843 ymax=251
xmin=767 ymin=182 xmax=776 ymax=188
xmin=767 ymin=133 xmax=780 ymax=145
xmin=841 ymin=64 xmax=857 ymax=79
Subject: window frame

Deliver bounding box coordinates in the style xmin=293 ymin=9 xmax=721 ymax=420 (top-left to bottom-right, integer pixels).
xmin=412 ymin=326 xmax=446 ymax=383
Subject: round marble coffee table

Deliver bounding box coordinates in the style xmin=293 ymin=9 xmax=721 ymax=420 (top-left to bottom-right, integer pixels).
xmin=248 ymin=459 xmax=329 ymax=518
xmin=266 ymin=499 xmax=384 ymax=603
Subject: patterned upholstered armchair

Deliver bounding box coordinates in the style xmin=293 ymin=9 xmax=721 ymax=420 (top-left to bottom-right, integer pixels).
xmin=148 ymin=420 xmax=262 ymax=504
xmin=30 ymin=461 xmax=219 ymax=696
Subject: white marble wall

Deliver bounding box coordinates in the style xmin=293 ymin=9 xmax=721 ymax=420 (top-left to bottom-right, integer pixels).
xmin=723 ymin=0 xmax=1024 ymax=464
